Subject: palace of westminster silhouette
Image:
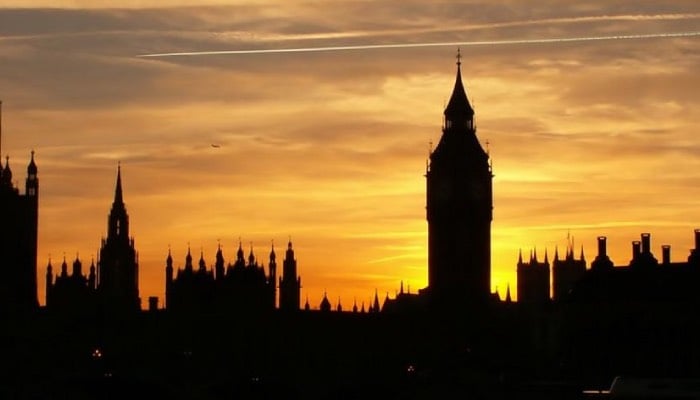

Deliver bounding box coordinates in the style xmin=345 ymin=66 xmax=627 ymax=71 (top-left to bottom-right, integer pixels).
xmin=3 ymin=55 xmax=700 ymax=398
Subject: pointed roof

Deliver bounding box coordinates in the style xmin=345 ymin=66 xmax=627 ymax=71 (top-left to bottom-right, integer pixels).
xmin=320 ymin=291 xmax=331 ymax=311
xmin=269 ymin=241 xmax=276 ymax=261
xmin=185 ymin=245 xmax=193 ymax=271
xmin=444 ymin=49 xmax=474 ymax=121
xmin=237 ymin=239 xmax=244 ymax=258
xmin=198 ymin=250 xmax=206 ymax=271
xmin=27 ymin=150 xmax=37 ymax=175
xmin=505 ymin=284 xmax=512 ymax=303
xmin=113 ymin=163 xmax=123 ymax=206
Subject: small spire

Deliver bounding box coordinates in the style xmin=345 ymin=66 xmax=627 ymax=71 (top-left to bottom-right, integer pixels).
xmin=518 ymin=249 xmax=523 ymax=265
xmin=113 ymin=163 xmax=123 ymax=205
xmin=456 ymin=47 xmax=462 ymax=67
xmin=505 ymin=284 xmax=512 ymax=304
xmin=580 ymin=245 xmax=585 ymax=261
xmin=27 ymin=150 xmax=37 ymax=175
xmin=554 ymin=246 xmax=559 ymax=261
xmin=544 ymin=248 xmax=549 ymax=265
xmin=400 ymin=280 xmax=404 ymax=295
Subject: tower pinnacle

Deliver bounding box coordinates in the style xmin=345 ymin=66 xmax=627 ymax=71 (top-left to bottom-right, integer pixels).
xmin=114 ymin=162 xmax=123 ymax=206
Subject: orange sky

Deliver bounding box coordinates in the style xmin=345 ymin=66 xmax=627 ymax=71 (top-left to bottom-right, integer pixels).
xmin=1 ymin=1 xmax=699 ymax=308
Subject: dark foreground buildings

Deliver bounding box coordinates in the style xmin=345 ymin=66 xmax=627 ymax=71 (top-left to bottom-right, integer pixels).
xmin=3 ymin=56 xmax=700 ymax=399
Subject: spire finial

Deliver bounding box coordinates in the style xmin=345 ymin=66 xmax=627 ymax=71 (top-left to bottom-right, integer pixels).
xmin=456 ymin=48 xmax=462 ymax=67
xmin=113 ymin=162 xmax=124 ymax=205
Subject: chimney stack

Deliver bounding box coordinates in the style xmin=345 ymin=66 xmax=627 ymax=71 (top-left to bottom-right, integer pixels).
xmin=632 ymin=240 xmax=641 ymax=260
xmin=662 ymin=245 xmax=671 ymax=265
xmin=597 ymin=236 xmax=607 ymax=257
xmin=641 ymin=233 xmax=651 ymax=254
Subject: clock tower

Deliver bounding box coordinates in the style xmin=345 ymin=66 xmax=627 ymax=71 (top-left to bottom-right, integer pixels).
xmin=426 ymin=51 xmax=492 ymax=309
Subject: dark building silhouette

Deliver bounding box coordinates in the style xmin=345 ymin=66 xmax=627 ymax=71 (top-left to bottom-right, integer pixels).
xmin=552 ymin=244 xmax=586 ymax=302
xmin=97 ymin=165 xmax=140 ymax=312
xmin=565 ymin=231 xmax=700 ymax=303
xmin=279 ymin=240 xmax=301 ymax=311
xmin=165 ymin=240 xmax=280 ymax=314
xmin=516 ymin=249 xmax=550 ymax=305
xmin=46 ymin=256 xmax=96 ymax=312
xmin=426 ymin=51 xmax=493 ymax=309
xmin=44 ymin=165 xmax=139 ymax=314
xmin=8 ymin=54 xmax=700 ymax=400
xmin=0 ymin=149 xmax=38 ymax=315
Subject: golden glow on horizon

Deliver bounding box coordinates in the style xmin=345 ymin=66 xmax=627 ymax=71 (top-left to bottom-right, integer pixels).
xmin=1 ymin=1 xmax=699 ymax=307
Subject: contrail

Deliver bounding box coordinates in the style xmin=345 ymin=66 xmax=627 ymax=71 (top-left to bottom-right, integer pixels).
xmin=138 ymin=31 xmax=700 ymax=58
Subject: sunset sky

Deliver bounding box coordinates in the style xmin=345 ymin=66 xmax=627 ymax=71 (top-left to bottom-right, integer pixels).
xmin=1 ymin=1 xmax=699 ymax=308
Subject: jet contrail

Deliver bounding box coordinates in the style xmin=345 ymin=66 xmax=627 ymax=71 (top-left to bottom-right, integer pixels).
xmin=138 ymin=31 xmax=700 ymax=58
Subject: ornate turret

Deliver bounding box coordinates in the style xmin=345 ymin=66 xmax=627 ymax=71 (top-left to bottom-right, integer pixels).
xmin=320 ymin=292 xmax=331 ymax=312
xmin=279 ymin=239 xmax=301 ymax=311
xmin=88 ymin=259 xmax=96 ymax=290
xmin=1 ymin=156 xmax=12 ymax=188
xmin=184 ymin=246 xmax=193 ymax=273
xmin=215 ymin=243 xmax=225 ymax=280
xmin=198 ymin=250 xmax=206 ymax=273
xmin=443 ymin=50 xmax=475 ymax=131
xmin=26 ymin=150 xmax=38 ymax=198
xmin=45 ymin=258 xmax=53 ymax=305
xmin=268 ymin=242 xmax=277 ymax=309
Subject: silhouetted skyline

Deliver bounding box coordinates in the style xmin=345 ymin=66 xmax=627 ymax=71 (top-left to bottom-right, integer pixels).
xmin=1 ymin=2 xmax=699 ymax=307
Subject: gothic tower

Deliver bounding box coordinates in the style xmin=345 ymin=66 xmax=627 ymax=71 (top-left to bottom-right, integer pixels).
xmin=97 ymin=165 xmax=140 ymax=312
xmin=0 ymin=150 xmax=39 ymax=314
xmin=426 ymin=52 xmax=493 ymax=308
xmin=279 ymin=240 xmax=301 ymax=311
xmin=268 ymin=243 xmax=277 ymax=309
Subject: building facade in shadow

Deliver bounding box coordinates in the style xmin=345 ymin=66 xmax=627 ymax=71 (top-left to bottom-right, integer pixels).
xmin=0 ymin=151 xmax=38 ymax=315
xmin=425 ymin=50 xmax=493 ymax=312
xmin=46 ymin=165 xmax=140 ymax=314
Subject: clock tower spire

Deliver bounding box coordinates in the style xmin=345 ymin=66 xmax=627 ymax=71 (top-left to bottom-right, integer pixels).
xmin=426 ymin=50 xmax=493 ymax=310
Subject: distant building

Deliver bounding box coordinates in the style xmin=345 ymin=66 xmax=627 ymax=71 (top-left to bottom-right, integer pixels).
xmin=46 ymin=166 xmax=140 ymax=314
xmin=46 ymin=256 xmax=95 ymax=313
xmin=97 ymin=165 xmax=140 ymax=312
xmin=567 ymin=231 xmax=700 ymax=303
xmin=165 ymin=239 xmax=298 ymax=314
xmin=552 ymin=245 xmax=586 ymax=302
xmin=0 ymin=149 xmax=39 ymax=315
xmin=516 ymin=249 xmax=550 ymax=306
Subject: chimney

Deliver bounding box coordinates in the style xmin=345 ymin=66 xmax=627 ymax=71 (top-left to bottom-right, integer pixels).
xmin=641 ymin=233 xmax=651 ymax=254
xmin=662 ymin=245 xmax=671 ymax=265
xmin=632 ymin=240 xmax=641 ymax=260
xmin=597 ymin=236 xmax=607 ymax=257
